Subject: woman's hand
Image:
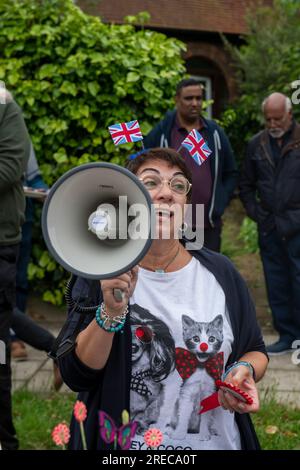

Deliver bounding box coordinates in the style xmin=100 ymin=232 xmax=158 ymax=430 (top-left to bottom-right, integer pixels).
xmin=100 ymin=266 xmax=139 ymax=317
xmin=218 ymin=365 xmax=260 ymax=414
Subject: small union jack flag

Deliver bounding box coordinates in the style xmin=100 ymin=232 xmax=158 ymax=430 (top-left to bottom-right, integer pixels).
xmin=108 ymin=120 xmax=143 ymax=146
xmin=181 ymin=129 xmax=212 ymax=166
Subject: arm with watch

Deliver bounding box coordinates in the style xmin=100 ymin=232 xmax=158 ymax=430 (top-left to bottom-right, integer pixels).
xmin=218 ymin=351 xmax=268 ymax=414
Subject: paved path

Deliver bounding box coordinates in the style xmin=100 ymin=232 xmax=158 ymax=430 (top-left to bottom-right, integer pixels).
xmin=259 ymin=333 xmax=300 ymax=407
xmin=11 ymin=298 xmax=69 ymax=394
xmin=12 ymin=323 xmax=71 ymax=394
xmin=11 ymin=299 xmax=300 ymax=407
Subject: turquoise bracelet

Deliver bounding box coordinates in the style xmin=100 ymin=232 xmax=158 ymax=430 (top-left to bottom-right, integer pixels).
xmin=222 ymin=361 xmax=256 ymax=381
xmin=95 ymin=302 xmax=128 ymax=333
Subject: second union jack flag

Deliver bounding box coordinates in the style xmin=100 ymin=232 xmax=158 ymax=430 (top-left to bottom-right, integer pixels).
xmin=108 ymin=120 xmax=143 ymax=146
xmin=181 ymin=129 xmax=212 ymax=166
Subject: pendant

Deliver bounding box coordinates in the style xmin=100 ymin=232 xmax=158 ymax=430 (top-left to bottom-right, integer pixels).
xmin=155 ymin=269 xmax=165 ymax=273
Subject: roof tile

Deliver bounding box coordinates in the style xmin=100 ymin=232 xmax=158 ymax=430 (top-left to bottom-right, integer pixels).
xmin=78 ymin=0 xmax=273 ymax=35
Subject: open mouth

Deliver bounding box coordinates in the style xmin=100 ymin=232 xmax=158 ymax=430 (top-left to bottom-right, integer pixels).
xmin=155 ymin=209 xmax=174 ymax=219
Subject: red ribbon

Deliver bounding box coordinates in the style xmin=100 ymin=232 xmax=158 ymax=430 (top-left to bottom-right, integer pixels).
xmin=199 ymin=392 xmax=220 ymax=414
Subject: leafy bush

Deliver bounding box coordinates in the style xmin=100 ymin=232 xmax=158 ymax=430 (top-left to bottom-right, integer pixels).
xmin=0 ymin=0 xmax=186 ymax=304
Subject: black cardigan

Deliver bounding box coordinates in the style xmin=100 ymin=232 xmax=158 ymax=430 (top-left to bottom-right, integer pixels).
xmin=59 ymin=248 xmax=268 ymax=450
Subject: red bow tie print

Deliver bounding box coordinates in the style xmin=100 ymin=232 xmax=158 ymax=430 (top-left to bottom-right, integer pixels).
xmin=175 ymin=348 xmax=224 ymax=381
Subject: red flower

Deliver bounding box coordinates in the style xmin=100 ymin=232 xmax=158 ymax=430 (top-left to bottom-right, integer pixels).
xmin=52 ymin=422 xmax=70 ymax=448
xmin=74 ymin=400 xmax=87 ymax=423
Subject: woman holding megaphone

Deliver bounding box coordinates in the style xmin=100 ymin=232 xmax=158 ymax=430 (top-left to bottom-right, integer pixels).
xmin=57 ymin=148 xmax=268 ymax=450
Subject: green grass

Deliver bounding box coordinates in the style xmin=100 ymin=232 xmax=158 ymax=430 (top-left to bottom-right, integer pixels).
xmin=13 ymin=389 xmax=76 ymax=450
xmin=12 ymin=389 xmax=300 ymax=450
xmin=252 ymin=395 xmax=300 ymax=450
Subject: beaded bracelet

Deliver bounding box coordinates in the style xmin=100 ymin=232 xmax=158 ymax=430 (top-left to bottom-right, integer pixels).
xmin=95 ymin=302 xmax=128 ymax=333
xmin=222 ymin=361 xmax=256 ymax=382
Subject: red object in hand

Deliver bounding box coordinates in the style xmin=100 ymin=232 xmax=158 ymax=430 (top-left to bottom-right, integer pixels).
xmin=199 ymin=380 xmax=253 ymax=414
xmin=215 ymin=380 xmax=253 ymax=405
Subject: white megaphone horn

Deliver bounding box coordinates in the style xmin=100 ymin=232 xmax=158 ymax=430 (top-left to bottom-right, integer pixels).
xmin=42 ymin=163 xmax=154 ymax=297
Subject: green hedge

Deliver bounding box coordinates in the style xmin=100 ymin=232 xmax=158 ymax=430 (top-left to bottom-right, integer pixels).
xmin=0 ymin=0 xmax=186 ymax=305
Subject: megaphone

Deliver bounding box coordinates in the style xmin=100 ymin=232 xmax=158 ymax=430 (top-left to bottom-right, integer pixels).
xmin=42 ymin=162 xmax=154 ymax=281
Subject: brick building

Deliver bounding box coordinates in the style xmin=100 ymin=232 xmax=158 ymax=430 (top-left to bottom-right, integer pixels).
xmin=76 ymin=0 xmax=272 ymax=117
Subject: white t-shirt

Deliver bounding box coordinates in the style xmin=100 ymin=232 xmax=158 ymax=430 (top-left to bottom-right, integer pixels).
xmin=129 ymin=257 xmax=241 ymax=450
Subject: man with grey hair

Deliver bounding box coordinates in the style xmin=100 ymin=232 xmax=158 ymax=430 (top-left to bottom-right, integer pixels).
xmin=240 ymin=92 xmax=300 ymax=355
xmin=261 ymin=95 xmax=292 ymax=119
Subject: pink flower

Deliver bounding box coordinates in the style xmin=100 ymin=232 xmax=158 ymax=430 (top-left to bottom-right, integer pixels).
xmin=52 ymin=422 xmax=70 ymax=448
xmin=74 ymin=400 xmax=87 ymax=423
xmin=144 ymin=428 xmax=163 ymax=448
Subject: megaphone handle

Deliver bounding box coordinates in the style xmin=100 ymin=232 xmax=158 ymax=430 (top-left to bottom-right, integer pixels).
xmin=113 ymin=288 xmax=125 ymax=303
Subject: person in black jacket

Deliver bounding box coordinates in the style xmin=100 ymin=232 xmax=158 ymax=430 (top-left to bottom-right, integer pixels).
xmin=240 ymin=92 xmax=300 ymax=356
xmin=144 ymin=78 xmax=238 ymax=252
xmin=11 ymin=142 xmax=49 ymax=361
xmin=0 ymin=89 xmax=30 ymax=450
xmin=58 ymin=148 xmax=268 ymax=450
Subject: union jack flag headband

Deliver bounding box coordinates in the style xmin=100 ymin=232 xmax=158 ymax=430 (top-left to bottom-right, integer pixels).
xmin=128 ymin=149 xmax=149 ymax=160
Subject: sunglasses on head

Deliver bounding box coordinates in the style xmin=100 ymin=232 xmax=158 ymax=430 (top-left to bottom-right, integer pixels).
xmin=134 ymin=325 xmax=154 ymax=344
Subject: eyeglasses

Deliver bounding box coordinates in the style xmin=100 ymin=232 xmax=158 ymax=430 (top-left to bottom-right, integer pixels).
xmin=139 ymin=173 xmax=192 ymax=196
xmin=134 ymin=325 xmax=154 ymax=344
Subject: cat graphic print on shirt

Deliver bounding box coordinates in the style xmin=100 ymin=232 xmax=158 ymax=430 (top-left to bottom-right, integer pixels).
xmin=129 ymin=257 xmax=241 ymax=450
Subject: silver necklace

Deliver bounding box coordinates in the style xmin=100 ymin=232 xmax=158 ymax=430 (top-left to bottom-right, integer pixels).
xmin=140 ymin=245 xmax=181 ymax=273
